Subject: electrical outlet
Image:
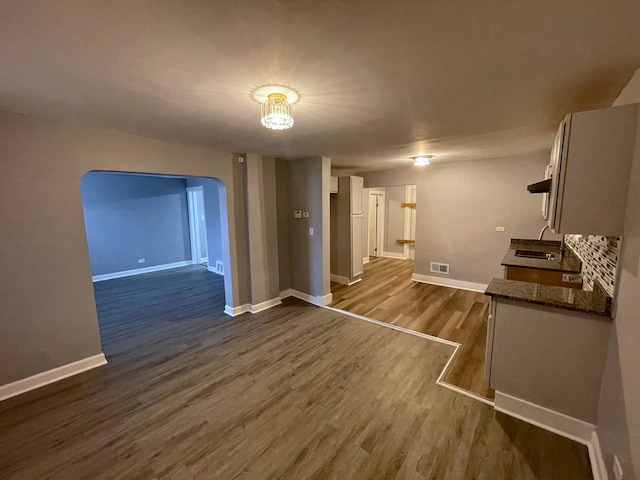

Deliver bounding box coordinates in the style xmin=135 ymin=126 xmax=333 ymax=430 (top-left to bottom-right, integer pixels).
xmin=613 ymin=455 xmax=623 ymax=480
xmin=496 ymin=226 xmax=506 ymax=232
xmin=138 ymin=258 xmax=146 ymax=264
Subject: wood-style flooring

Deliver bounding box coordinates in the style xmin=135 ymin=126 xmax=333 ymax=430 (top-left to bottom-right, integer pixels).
xmin=330 ymin=257 xmax=494 ymax=400
xmin=0 ymin=266 xmax=592 ymax=479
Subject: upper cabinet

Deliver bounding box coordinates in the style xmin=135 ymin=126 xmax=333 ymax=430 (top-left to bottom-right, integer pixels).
xmin=330 ymin=176 xmax=339 ymax=194
xmin=350 ymin=176 xmax=364 ymax=214
xmin=546 ymin=103 xmax=639 ymax=235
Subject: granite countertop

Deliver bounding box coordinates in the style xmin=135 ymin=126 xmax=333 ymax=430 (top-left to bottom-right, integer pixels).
xmin=501 ymin=239 xmax=581 ymax=273
xmin=485 ymin=278 xmax=612 ymax=317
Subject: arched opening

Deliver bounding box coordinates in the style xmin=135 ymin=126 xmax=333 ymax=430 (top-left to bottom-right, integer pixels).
xmin=79 ymin=171 xmax=232 ymax=358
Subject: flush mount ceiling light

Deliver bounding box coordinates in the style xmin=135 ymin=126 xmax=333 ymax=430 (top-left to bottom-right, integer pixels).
xmin=413 ymin=155 xmax=433 ymax=166
xmin=252 ymin=85 xmax=299 ymax=131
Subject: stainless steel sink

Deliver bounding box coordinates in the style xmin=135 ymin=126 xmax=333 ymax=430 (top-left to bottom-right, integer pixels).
xmin=514 ymin=249 xmax=556 ymax=260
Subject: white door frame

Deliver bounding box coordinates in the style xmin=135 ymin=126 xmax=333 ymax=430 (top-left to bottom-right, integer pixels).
xmin=368 ymin=189 xmax=386 ymax=258
xmin=186 ymin=186 xmax=208 ymax=265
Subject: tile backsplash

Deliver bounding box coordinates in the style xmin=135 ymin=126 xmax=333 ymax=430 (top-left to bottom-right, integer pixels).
xmin=564 ymin=235 xmax=620 ymax=297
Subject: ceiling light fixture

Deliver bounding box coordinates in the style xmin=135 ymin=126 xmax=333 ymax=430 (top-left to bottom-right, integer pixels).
xmin=252 ymin=85 xmax=299 ymax=131
xmin=413 ymin=155 xmax=432 ymax=166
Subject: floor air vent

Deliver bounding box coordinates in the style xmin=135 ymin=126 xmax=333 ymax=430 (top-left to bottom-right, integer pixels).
xmin=430 ymin=262 xmax=450 ymax=274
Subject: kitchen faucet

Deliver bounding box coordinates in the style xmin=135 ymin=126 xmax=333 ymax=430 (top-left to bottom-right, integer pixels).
xmin=538 ymin=224 xmax=565 ymax=255
xmin=538 ymin=225 xmax=549 ymax=240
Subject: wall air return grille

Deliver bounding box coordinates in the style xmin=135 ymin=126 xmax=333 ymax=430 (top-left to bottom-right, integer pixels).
xmin=430 ymin=262 xmax=449 ymax=275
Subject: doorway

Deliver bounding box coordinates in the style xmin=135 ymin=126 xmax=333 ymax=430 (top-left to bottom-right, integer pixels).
xmin=368 ymin=190 xmax=385 ymax=258
xmin=187 ymin=186 xmax=208 ymax=266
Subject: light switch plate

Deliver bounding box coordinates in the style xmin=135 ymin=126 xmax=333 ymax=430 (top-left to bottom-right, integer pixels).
xmin=309 ymin=227 xmax=314 ymax=236
xmin=303 ymin=211 xmax=310 ymax=218
xmin=496 ymin=226 xmax=506 ymax=232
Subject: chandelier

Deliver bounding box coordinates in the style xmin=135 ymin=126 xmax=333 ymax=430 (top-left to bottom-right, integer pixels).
xmin=261 ymin=93 xmax=294 ymax=130
xmin=252 ymin=85 xmax=299 ymax=131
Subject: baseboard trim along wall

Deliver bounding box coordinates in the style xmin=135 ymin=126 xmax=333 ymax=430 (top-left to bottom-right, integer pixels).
xmin=249 ymin=297 xmax=282 ymax=314
xmin=493 ymin=391 xmax=604 ymax=480
xmin=224 ymin=304 xmax=250 ymax=317
xmin=0 ymin=353 xmax=107 ymax=402
xmin=411 ymin=273 xmax=488 ymax=293
xmin=224 ymin=297 xmax=284 ymax=317
xmin=382 ymin=252 xmax=407 ymax=260
xmin=207 ymin=266 xmax=224 ymax=276
xmin=494 ymin=391 xmax=596 ymax=444
xmin=363 ymin=257 xmax=370 ymax=265
xmin=330 ymin=274 xmax=362 ymax=286
xmin=280 ymin=289 xmax=333 ymax=307
xmin=92 ymin=261 xmax=192 ymax=282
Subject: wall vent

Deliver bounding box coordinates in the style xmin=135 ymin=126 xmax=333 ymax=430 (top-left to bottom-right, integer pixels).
xmin=216 ymin=261 xmax=224 ymax=275
xmin=430 ymin=262 xmax=449 ymax=275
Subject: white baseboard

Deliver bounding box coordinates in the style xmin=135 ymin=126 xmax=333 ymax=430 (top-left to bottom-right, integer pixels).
xmin=493 ymin=391 xmax=595 ymax=445
xmin=0 ymin=353 xmax=107 ymax=402
xmin=280 ymin=289 xmax=333 ymax=307
xmin=224 ymin=297 xmax=282 ymax=316
xmin=224 ymin=304 xmax=250 ymax=316
xmin=411 ymin=273 xmax=488 ymax=293
xmin=330 ymin=274 xmax=362 ymax=286
xmin=250 ymin=297 xmax=282 ymax=313
xmin=207 ymin=266 xmax=224 ymax=276
xmin=382 ymin=252 xmax=408 ymax=260
xmin=92 ymin=261 xmax=191 ymax=282
xmin=363 ymin=257 xmax=370 ymax=265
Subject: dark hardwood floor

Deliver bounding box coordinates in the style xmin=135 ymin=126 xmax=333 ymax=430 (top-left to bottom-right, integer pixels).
xmin=330 ymin=257 xmax=494 ymax=400
xmin=0 ymin=266 xmax=592 ymax=479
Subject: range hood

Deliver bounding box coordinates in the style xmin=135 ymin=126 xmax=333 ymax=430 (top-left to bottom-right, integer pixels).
xmin=527 ymin=178 xmax=551 ymax=193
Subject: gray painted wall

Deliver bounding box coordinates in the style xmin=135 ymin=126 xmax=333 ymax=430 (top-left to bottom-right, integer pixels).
xmin=81 ymin=172 xmax=191 ymax=275
xmin=0 ymin=109 xmax=247 ymax=386
xmin=276 ymin=157 xmax=329 ymax=298
xmin=186 ymin=177 xmax=225 ymax=272
xmin=598 ymin=72 xmax=640 ymax=479
xmin=276 ymin=160 xmax=291 ymax=292
xmin=384 ymin=185 xmax=406 ymax=255
xmin=360 ymin=154 xmax=552 ymax=285
xmin=245 ymin=154 xmax=280 ymax=304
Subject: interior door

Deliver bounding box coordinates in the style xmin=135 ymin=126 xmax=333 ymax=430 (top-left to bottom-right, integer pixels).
xmin=368 ymin=192 xmax=385 ymax=258
xmin=351 ymin=215 xmax=364 ymax=277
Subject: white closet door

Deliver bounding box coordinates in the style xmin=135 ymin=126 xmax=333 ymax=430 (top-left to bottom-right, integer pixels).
xmin=351 ymin=215 xmax=364 ymax=277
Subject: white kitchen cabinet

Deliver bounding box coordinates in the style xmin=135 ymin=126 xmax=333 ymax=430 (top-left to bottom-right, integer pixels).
xmin=351 ymin=214 xmax=364 ymax=277
xmin=486 ymin=296 xmax=610 ymax=423
xmin=350 ymin=176 xmax=364 ymax=214
xmin=330 ymin=176 xmax=338 ymax=194
xmin=547 ymin=103 xmax=639 ymax=235
xmin=331 ymin=176 xmax=365 ymax=283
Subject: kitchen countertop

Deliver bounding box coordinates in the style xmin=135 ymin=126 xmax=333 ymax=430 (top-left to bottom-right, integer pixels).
xmin=501 ymin=239 xmax=581 ymax=273
xmin=485 ymin=278 xmax=612 ymax=317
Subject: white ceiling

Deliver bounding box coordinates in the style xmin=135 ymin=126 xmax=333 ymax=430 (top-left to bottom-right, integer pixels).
xmin=1 ymin=0 xmax=639 ymax=172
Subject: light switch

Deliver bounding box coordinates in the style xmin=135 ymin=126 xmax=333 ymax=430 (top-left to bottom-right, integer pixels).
xmin=496 ymin=226 xmax=506 ymax=232
xmin=293 ymin=210 xmax=302 ymax=219
xmin=303 ymin=211 xmax=310 ymax=218
xmin=309 ymin=227 xmax=314 ymax=236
